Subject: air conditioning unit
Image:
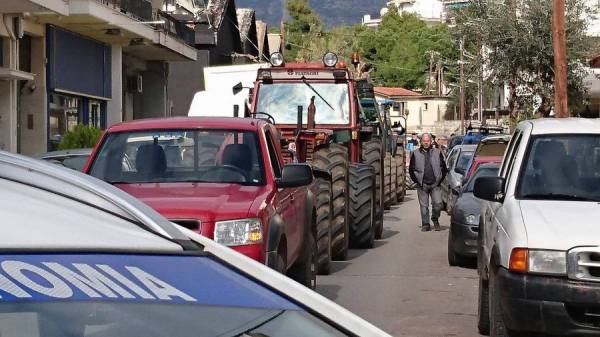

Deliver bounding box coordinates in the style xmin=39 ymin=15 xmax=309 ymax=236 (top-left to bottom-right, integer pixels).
xmin=127 ymin=75 xmax=143 ymax=94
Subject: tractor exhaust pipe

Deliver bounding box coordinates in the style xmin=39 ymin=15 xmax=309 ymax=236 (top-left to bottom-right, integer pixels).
xmin=233 ymin=104 xmax=239 ymax=118
xmin=296 ymin=105 xmax=303 ymax=135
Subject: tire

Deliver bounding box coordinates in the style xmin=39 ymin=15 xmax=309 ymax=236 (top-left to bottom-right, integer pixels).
xmin=395 ymin=151 xmax=406 ymax=202
xmin=349 ymin=164 xmax=375 ymax=249
xmin=361 ymin=140 xmax=384 ymax=240
xmin=390 ymin=156 xmax=399 ymax=205
xmin=287 ymin=232 xmax=317 ymax=290
xmin=478 ymin=275 xmax=491 ymax=335
xmin=383 ymin=154 xmax=392 ymax=209
xmin=313 ymin=144 xmax=349 ymax=261
xmin=490 ymin=267 xmax=513 ymax=337
xmin=315 ymin=178 xmax=332 ymax=275
xmin=448 ymin=229 xmax=469 ymax=267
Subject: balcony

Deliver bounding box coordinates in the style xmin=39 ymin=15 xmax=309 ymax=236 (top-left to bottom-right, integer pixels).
xmin=32 ymin=0 xmax=197 ymax=61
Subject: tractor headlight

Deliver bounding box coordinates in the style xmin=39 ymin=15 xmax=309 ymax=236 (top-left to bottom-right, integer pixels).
xmin=214 ymin=218 xmax=263 ymax=246
xmin=323 ymin=52 xmax=338 ymax=67
xmin=270 ymin=52 xmax=284 ymax=67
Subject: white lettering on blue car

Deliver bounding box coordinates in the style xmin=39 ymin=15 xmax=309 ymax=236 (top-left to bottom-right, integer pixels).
xmin=0 ymin=260 xmax=197 ymax=302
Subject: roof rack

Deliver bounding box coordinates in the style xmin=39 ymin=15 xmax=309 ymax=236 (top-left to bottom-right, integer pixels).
xmin=0 ymin=151 xmax=201 ymax=250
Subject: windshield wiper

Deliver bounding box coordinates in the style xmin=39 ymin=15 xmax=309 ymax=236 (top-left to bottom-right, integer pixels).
xmin=522 ymin=193 xmax=600 ymax=202
xmin=301 ymin=77 xmax=335 ymax=112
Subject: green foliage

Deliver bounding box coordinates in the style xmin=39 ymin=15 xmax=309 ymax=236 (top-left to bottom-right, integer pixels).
xmin=285 ymin=0 xmax=324 ymax=61
xmin=58 ymin=124 xmax=102 ymax=150
xmin=355 ymin=8 xmax=456 ymax=89
xmin=453 ymin=0 xmax=594 ymax=116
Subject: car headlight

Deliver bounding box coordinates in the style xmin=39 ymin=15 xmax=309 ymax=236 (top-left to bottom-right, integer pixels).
xmin=528 ymin=250 xmax=567 ymax=275
xmin=214 ymin=218 xmax=262 ymax=246
xmin=465 ymin=214 xmax=477 ymax=225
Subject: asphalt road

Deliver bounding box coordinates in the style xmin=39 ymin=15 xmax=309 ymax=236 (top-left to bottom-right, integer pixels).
xmin=316 ymin=190 xmax=481 ymax=337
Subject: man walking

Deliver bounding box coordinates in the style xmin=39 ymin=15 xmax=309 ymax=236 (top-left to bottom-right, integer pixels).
xmin=409 ymin=133 xmax=448 ymax=231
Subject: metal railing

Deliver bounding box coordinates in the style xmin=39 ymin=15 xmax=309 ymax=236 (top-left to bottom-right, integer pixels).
xmin=97 ymin=0 xmax=154 ymax=23
xmin=156 ymin=11 xmax=195 ymax=47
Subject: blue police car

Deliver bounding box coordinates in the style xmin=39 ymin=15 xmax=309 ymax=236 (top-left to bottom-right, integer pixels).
xmin=0 ymin=151 xmax=390 ymax=337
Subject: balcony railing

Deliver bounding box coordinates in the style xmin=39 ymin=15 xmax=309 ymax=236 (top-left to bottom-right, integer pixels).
xmin=157 ymin=11 xmax=195 ymax=47
xmin=97 ymin=0 xmax=153 ymax=22
xmin=96 ymin=0 xmax=195 ymax=47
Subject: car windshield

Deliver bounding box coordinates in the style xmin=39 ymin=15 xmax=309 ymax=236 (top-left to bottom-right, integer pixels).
xmin=476 ymin=141 xmax=508 ymax=156
xmin=256 ymin=83 xmax=350 ymax=124
xmin=89 ymin=130 xmax=265 ymax=185
xmin=518 ymin=135 xmax=600 ymax=201
xmin=456 ymin=151 xmax=474 ymax=172
xmin=0 ymin=254 xmax=346 ymax=337
xmin=466 ymin=167 xmax=500 ymax=192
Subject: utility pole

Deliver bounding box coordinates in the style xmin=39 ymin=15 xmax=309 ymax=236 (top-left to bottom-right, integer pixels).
xmin=552 ymin=0 xmax=569 ymax=118
xmin=459 ymin=39 xmax=466 ymax=134
xmin=427 ymin=51 xmax=434 ymax=95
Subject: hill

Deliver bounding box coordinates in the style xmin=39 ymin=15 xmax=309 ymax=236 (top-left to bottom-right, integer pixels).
xmin=235 ymin=0 xmax=386 ymax=28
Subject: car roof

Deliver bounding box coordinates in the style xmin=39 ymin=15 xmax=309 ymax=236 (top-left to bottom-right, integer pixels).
xmin=480 ymin=134 xmax=511 ymax=143
xmin=107 ymin=117 xmax=266 ymax=133
xmin=521 ymin=118 xmax=600 ymax=135
xmin=477 ymin=162 xmax=501 ymax=170
xmin=473 ymin=155 xmax=502 ymax=162
xmin=455 ymin=144 xmax=477 ymax=151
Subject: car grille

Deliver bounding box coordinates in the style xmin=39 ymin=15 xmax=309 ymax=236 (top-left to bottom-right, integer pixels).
xmin=567 ymin=247 xmax=600 ymax=282
xmin=169 ymin=219 xmax=201 ymax=231
xmin=566 ymin=304 xmax=600 ymax=328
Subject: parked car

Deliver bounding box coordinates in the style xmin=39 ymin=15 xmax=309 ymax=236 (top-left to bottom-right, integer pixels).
xmin=448 ymin=162 xmax=500 ymax=266
xmin=475 ymin=118 xmax=600 ymax=336
xmin=35 ymin=148 xmax=92 ymax=171
xmin=446 ymin=135 xmax=464 ymax=153
xmin=84 ymin=117 xmax=321 ymax=288
xmin=0 ymin=149 xmax=390 ymax=337
xmin=462 ymin=125 xmax=506 ymax=145
xmin=441 ymin=144 xmax=477 ymax=212
xmin=463 ymin=134 xmax=510 ymax=182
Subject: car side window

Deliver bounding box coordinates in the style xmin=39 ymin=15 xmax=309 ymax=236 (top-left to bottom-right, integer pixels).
xmin=447 ymin=150 xmax=458 ymax=168
xmin=503 ymin=132 xmax=523 ymax=190
xmin=500 ymin=130 xmax=521 ymax=179
xmin=264 ymin=131 xmax=282 ymax=178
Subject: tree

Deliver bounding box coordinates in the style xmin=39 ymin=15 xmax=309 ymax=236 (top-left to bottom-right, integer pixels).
xmin=355 ymin=7 xmax=457 ymax=90
xmin=453 ymin=0 xmax=594 ymax=118
xmin=284 ymin=0 xmax=324 ymax=61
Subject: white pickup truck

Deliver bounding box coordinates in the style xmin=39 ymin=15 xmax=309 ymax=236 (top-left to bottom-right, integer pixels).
xmin=475 ymin=118 xmax=600 ymax=336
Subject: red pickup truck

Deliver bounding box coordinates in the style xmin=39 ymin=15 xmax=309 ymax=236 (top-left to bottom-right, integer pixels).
xmin=84 ymin=117 xmax=318 ymax=288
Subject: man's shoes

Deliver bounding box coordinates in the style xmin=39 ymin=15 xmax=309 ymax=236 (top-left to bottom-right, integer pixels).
xmin=421 ymin=225 xmax=431 ymax=232
xmin=432 ymin=220 xmax=441 ymax=231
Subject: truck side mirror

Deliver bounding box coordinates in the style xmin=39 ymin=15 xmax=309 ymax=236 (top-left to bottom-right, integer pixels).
xmin=277 ymin=164 xmax=313 ymax=188
xmin=474 ymin=176 xmax=505 ymax=203
xmin=232 ymin=82 xmax=243 ymax=95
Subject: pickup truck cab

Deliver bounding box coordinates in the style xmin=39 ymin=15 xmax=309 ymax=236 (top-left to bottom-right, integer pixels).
xmin=84 ymin=117 xmax=318 ymax=288
xmin=475 ymin=118 xmax=600 ymax=336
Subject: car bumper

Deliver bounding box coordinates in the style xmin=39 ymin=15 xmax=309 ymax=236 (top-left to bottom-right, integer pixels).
xmin=450 ymin=222 xmax=478 ymax=256
xmin=497 ymin=268 xmax=600 ymax=335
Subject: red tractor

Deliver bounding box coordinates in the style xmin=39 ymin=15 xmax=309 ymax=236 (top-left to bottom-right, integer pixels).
xmin=242 ymin=52 xmax=404 ymax=273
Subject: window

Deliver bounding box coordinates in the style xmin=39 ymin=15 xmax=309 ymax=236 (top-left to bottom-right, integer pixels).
xmin=264 ymin=131 xmax=282 ymax=178
xmin=517 ymin=134 xmax=600 ymax=201
xmin=90 ymin=130 xmax=265 ymax=185
xmin=49 ymin=93 xmax=81 ymax=149
xmin=423 ymin=103 xmax=429 ymax=111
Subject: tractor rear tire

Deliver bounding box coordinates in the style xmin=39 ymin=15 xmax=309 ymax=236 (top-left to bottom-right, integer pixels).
xmin=395 ymin=151 xmax=406 ymax=202
xmin=384 ymin=154 xmax=392 ymax=210
xmin=315 ymin=177 xmax=332 ymax=275
xmin=313 ymin=144 xmax=349 ymax=261
xmin=361 ymin=140 xmax=384 ymax=240
xmin=390 ymin=156 xmax=399 ymax=205
xmin=349 ymin=164 xmax=375 ymax=249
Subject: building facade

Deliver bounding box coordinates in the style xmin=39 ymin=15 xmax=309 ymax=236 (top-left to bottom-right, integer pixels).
xmin=0 ymin=0 xmax=196 ymax=154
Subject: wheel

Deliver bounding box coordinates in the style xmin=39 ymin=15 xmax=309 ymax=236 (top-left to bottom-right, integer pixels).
xmin=488 ymin=268 xmax=510 ymax=337
xmin=313 ymin=144 xmax=349 ymax=261
xmin=389 ymin=156 xmax=399 ymax=205
xmin=287 ymin=231 xmax=317 ymax=290
xmin=349 ymin=164 xmax=375 ymax=249
xmin=478 ymin=275 xmax=491 ymax=335
xmin=315 ymin=177 xmax=332 ymax=275
xmin=448 ymin=229 xmax=469 ymax=267
xmin=383 ymin=154 xmax=392 ymax=209
xmin=362 ymin=140 xmax=384 ymax=240
xmin=395 ymin=152 xmax=406 ymax=201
